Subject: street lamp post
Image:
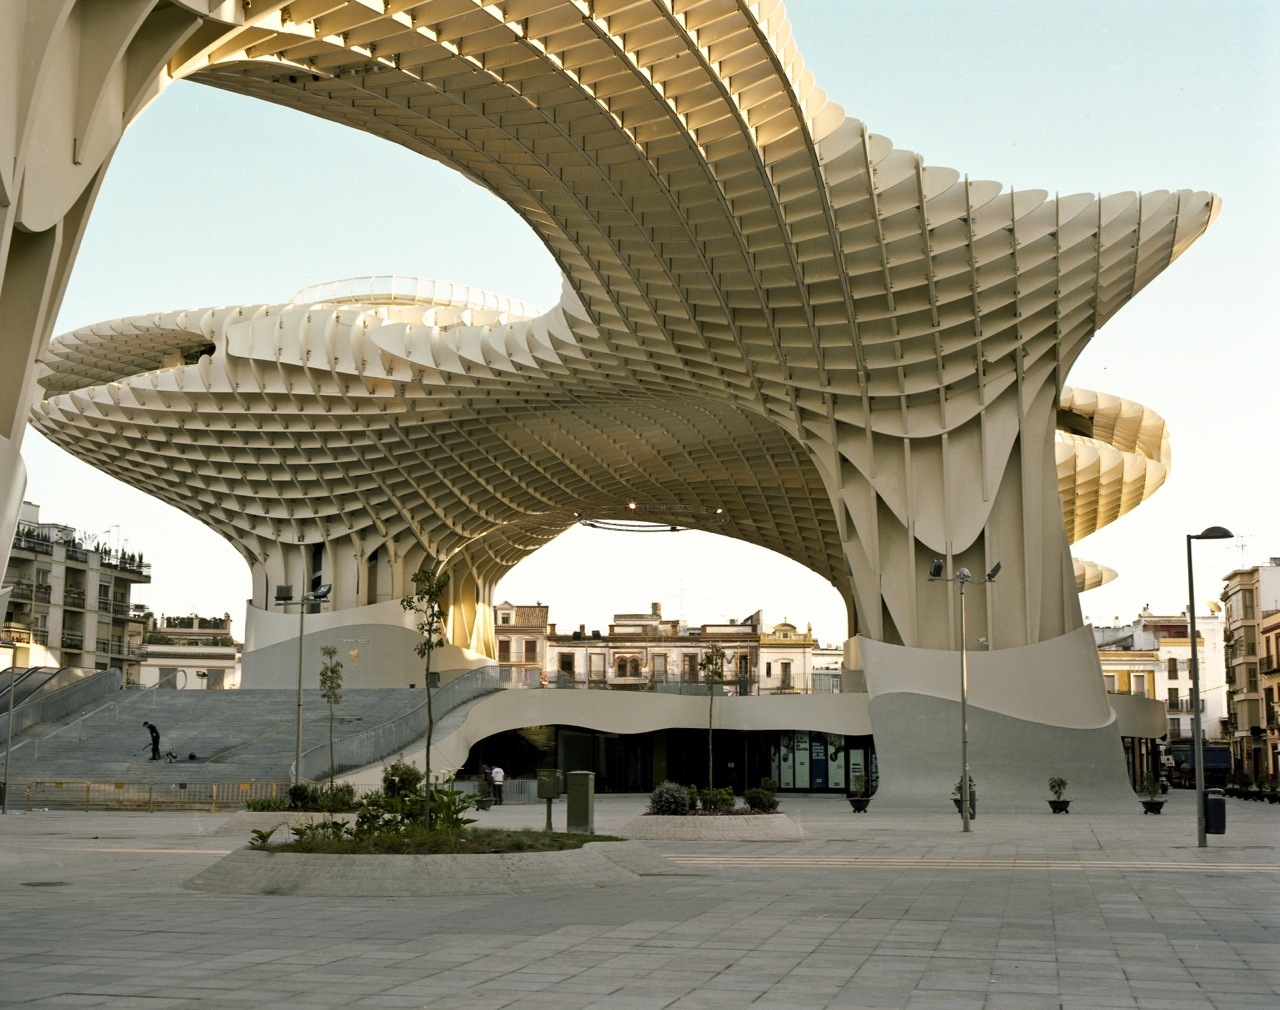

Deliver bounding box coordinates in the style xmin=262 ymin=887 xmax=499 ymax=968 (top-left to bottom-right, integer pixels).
xmin=1186 ymin=526 xmax=1232 ymax=848
xmin=2 ymin=637 xmax=17 ymax=815
xmin=275 ymin=584 xmax=332 ymax=785
xmin=929 ymin=559 xmax=1001 ymax=833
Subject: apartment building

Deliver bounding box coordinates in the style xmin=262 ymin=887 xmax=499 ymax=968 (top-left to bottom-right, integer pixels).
xmin=137 ymin=612 xmax=241 ymax=689
xmin=1261 ymin=609 xmax=1280 ymax=777
xmin=1221 ymin=559 xmax=1280 ymax=778
xmin=513 ymin=602 xmax=817 ymax=695
xmin=3 ymin=502 xmax=150 ymax=682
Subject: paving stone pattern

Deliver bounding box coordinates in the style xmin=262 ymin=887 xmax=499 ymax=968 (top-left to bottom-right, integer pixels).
xmin=0 ymin=791 xmax=1277 ymax=1008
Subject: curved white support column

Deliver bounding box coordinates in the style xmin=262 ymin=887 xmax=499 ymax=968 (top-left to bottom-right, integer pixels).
xmin=242 ymin=597 xmax=489 ymax=690
xmin=860 ymin=628 xmax=1135 ymax=810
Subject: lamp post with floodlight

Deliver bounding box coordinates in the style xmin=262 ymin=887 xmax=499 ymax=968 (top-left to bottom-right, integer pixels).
xmin=275 ymin=584 xmax=332 ymax=785
xmin=1186 ymin=526 xmax=1232 ymax=847
xmin=929 ymin=559 xmax=1000 ymax=833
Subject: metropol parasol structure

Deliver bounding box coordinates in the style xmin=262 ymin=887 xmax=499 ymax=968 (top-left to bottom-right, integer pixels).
xmin=2 ymin=1 xmax=1215 ymax=800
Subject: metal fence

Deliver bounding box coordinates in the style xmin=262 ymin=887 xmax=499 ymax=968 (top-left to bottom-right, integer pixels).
xmin=0 ymin=668 xmax=122 ymax=743
xmin=296 ymin=665 xmax=503 ymax=781
xmin=23 ymin=779 xmax=292 ymax=812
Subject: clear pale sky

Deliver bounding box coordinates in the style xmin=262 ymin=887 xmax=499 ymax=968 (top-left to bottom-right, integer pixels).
xmin=23 ymin=2 xmax=1277 ymax=645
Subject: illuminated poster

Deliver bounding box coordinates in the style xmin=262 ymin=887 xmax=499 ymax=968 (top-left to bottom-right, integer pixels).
xmin=810 ymin=732 xmax=828 ymax=789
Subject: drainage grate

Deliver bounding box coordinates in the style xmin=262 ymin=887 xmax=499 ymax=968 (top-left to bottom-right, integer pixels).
xmin=21 ymin=881 xmax=70 ymax=887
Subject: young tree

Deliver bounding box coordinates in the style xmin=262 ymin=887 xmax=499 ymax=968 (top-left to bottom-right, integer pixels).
xmin=698 ymin=643 xmax=726 ymax=789
xmin=401 ymin=560 xmax=450 ymax=821
xmin=318 ymin=645 xmax=344 ymax=789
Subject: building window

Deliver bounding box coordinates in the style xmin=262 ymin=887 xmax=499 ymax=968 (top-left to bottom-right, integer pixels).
xmin=1167 ymin=656 xmax=1179 ymax=678
xmin=738 ymin=655 xmax=750 ymax=678
xmin=589 ymin=653 xmax=605 ymax=677
xmin=1103 ymin=673 xmax=1116 ymax=693
xmin=1132 ymin=673 xmax=1146 ymax=697
xmin=616 ymin=657 xmax=628 ymax=678
xmin=524 ymin=640 xmax=538 ymax=662
xmin=652 ymin=654 xmax=666 ymax=677
xmin=1168 ymin=717 xmax=1182 ymax=738
xmin=682 ymin=654 xmax=697 ymax=682
xmin=765 ymin=661 xmax=772 ymax=679
xmin=499 ymin=611 xmax=512 ymax=625
xmin=497 ymin=639 xmax=511 ymax=662
xmin=1167 ymin=687 xmax=1179 ymax=706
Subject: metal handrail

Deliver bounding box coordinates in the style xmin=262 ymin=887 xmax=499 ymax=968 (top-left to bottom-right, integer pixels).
xmin=297 ymin=665 xmax=503 ymax=782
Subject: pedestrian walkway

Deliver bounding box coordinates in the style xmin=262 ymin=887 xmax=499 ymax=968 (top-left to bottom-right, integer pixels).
xmin=0 ymin=790 xmax=1276 ymax=1008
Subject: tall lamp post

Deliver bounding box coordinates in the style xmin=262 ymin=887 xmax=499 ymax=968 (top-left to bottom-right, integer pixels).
xmin=929 ymin=559 xmax=1001 ymax=833
xmin=275 ymin=584 xmax=332 ymax=785
xmin=2 ymin=637 xmax=17 ymax=815
xmin=1186 ymin=526 xmax=1232 ymax=848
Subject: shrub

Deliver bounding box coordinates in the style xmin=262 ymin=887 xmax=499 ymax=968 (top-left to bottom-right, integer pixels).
xmin=744 ymin=787 xmax=778 ymax=813
xmin=287 ymin=783 xmax=311 ymax=810
xmin=245 ymin=795 xmax=288 ymax=812
xmin=700 ymin=786 xmax=735 ymax=813
xmin=760 ymin=777 xmax=777 ymax=791
xmin=312 ymin=783 xmax=356 ymax=811
xmin=381 ymin=759 xmax=424 ymax=798
xmin=428 ymin=782 xmax=477 ymax=832
xmin=648 ymin=780 xmax=691 ymax=815
xmin=1048 ymin=777 xmax=1068 ymax=801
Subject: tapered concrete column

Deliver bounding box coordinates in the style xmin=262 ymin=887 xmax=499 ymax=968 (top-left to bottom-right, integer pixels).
xmin=860 ymin=627 xmax=1135 ymax=811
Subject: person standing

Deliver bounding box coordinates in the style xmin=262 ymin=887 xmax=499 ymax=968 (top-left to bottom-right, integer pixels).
xmin=490 ymin=765 xmax=505 ymax=805
xmin=143 ymin=721 xmax=160 ymax=760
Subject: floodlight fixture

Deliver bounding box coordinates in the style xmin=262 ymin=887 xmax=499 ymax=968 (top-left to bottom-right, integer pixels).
xmin=928 ymin=559 xmax=944 ymax=579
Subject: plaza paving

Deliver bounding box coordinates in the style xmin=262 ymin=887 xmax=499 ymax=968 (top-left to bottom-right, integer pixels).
xmin=0 ymin=790 xmax=1277 ymax=1009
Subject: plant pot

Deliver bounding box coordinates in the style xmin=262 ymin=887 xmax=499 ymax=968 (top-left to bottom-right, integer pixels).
xmin=952 ymin=797 xmax=976 ymax=818
xmin=473 ymin=796 xmax=495 ymax=811
xmin=847 ymin=796 xmax=871 ymax=813
xmin=1048 ymin=799 xmax=1071 ymax=814
xmin=1141 ymin=799 xmax=1165 ymax=814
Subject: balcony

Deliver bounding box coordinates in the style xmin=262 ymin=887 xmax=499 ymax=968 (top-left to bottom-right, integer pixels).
xmin=63 ymin=588 xmax=86 ymax=608
xmin=61 ymin=632 xmax=84 ymax=650
xmin=10 ymin=581 xmax=52 ymax=603
xmin=1166 ymin=699 xmax=1206 ymax=712
xmin=12 ymin=534 xmax=53 ymax=555
xmin=1261 ymin=655 xmax=1276 ymax=674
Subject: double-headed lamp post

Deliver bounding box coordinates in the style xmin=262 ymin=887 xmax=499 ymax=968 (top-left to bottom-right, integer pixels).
xmin=929 ymin=559 xmax=1001 ymax=833
xmin=1186 ymin=526 xmax=1232 ymax=848
xmin=275 ymin=584 xmax=332 ymax=785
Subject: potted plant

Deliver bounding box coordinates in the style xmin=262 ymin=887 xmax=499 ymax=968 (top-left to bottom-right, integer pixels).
xmin=846 ymin=774 xmax=871 ymax=813
xmin=951 ymin=774 xmax=976 ymax=818
xmin=1263 ymin=780 xmax=1279 ymax=804
xmin=1047 ymin=776 xmax=1070 ymax=814
xmin=1139 ymin=772 xmax=1165 ymax=814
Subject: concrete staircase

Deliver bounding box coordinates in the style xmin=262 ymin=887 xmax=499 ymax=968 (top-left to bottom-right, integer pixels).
xmin=2 ymin=687 xmax=427 ymax=791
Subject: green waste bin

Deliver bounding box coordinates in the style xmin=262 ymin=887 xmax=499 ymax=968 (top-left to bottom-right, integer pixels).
xmin=536 ymin=768 xmax=562 ymax=799
xmin=566 ymin=770 xmax=595 ymax=834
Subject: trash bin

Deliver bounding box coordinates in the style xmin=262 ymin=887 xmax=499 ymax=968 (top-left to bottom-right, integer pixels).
xmin=1205 ymin=787 xmax=1226 ymax=835
xmin=567 ymin=770 xmax=595 ymax=834
xmin=536 ymin=768 xmax=562 ymax=799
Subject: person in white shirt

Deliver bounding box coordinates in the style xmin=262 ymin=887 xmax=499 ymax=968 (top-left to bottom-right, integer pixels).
xmin=490 ymin=765 xmax=505 ymax=805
